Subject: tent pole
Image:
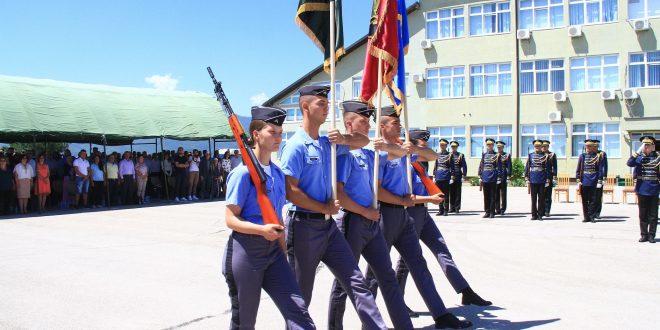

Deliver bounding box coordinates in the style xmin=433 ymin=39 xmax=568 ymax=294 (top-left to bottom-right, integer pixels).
xmin=161 ymin=137 xmax=169 ymax=202
xmin=103 ymin=138 xmax=110 ymax=209
xmin=33 ymin=135 xmax=40 ymax=213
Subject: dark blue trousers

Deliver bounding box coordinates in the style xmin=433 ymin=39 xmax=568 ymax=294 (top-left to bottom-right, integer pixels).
xmin=222 ymin=232 xmax=315 ymax=330
xmin=286 ymin=213 xmax=386 ymax=330
xmin=395 ymin=205 xmax=469 ymax=296
xmin=365 ymin=204 xmax=449 ymax=319
xmin=327 ymin=211 xmax=412 ymax=330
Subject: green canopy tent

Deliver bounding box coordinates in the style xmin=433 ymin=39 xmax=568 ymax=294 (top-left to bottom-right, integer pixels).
xmin=0 ymin=75 xmax=232 ymax=144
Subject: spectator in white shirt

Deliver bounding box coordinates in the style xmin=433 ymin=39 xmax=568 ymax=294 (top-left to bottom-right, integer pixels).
xmin=187 ymin=150 xmax=201 ymax=200
xmin=73 ymin=149 xmax=91 ymax=208
xmin=229 ymin=149 xmax=242 ymax=170
xmin=13 ymin=154 xmax=34 ymax=214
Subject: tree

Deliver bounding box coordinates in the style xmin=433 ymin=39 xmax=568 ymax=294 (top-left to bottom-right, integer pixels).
xmin=510 ymin=158 xmax=526 ymax=187
xmin=9 ymin=142 xmax=69 ymax=155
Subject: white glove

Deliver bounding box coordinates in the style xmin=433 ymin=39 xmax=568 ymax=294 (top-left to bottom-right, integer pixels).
xmin=597 ymin=183 xmax=602 ymax=189
xmin=637 ymin=145 xmax=644 ymax=154
xmin=460 ymin=177 xmax=463 ymax=183
xmin=577 ymin=182 xmax=582 ymax=187
xmin=545 ymin=182 xmax=549 ymax=187
xmin=449 ymin=179 xmax=454 ymax=185
xmin=497 ymin=179 xmax=501 ymax=184
xmin=478 ymin=178 xmax=482 ymax=184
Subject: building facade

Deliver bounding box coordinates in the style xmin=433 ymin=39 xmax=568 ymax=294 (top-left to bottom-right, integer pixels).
xmin=265 ymin=0 xmax=660 ymax=178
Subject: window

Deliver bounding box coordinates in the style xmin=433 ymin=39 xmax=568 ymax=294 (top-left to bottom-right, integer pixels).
xmin=520 ymin=124 xmax=567 ymax=157
xmin=469 ymin=2 xmax=511 ymax=36
xmin=470 ymin=125 xmax=512 ymax=157
xmin=569 ymin=0 xmax=618 ymax=25
xmin=284 ymin=108 xmax=303 ymax=122
xmin=470 ymin=63 xmax=512 ymax=96
xmin=426 ymin=7 xmax=465 ymax=40
xmin=279 ymin=94 xmax=299 ymax=106
xmin=570 ymin=55 xmax=619 ymax=91
xmin=629 ymin=51 xmax=660 ymax=88
xmin=352 ymin=77 xmax=362 ymax=99
xmin=428 ymin=126 xmax=467 ymax=154
xmin=519 ymin=0 xmax=564 ymax=29
xmin=572 ymin=123 xmax=620 ymax=157
xmin=520 ymin=59 xmax=565 ymax=93
xmin=628 ymin=0 xmax=660 ymax=19
xmin=630 ymin=132 xmax=660 ymax=154
xmin=427 ymin=66 xmax=465 ymax=98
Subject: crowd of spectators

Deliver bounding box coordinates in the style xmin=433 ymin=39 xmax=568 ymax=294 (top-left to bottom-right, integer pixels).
xmin=0 ymin=146 xmax=244 ymax=216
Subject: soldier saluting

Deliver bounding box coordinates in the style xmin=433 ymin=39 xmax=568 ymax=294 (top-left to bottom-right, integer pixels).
xmin=525 ymin=140 xmax=552 ymax=221
xmin=576 ymin=139 xmax=605 ymax=223
xmin=627 ymin=136 xmax=659 ymax=243
xmin=478 ymin=138 xmax=502 ymax=218
xmin=434 ymin=139 xmax=453 ymax=216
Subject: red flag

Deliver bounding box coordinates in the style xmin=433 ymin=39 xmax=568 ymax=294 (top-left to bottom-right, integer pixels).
xmin=359 ymin=0 xmax=400 ymax=104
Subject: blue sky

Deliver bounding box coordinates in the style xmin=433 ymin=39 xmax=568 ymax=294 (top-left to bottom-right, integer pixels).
xmin=0 ymin=0 xmax=374 ymax=117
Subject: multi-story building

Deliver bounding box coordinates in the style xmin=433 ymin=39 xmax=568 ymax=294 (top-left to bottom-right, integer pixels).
xmin=264 ymin=0 xmax=660 ymax=178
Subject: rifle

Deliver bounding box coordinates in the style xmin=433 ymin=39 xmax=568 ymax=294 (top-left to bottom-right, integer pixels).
xmin=207 ymin=67 xmax=280 ymax=228
xmin=479 ymin=180 xmax=483 ymax=191
xmin=412 ymin=162 xmax=442 ymax=196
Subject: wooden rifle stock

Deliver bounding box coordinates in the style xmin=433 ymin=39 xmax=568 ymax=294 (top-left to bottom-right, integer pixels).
xmin=208 ymin=67 xmax=280 ymax=227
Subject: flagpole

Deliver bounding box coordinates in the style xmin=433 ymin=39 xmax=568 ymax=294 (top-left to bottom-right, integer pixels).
xmin=402 ymin=95 xmax=413 ymax=194
xmin=373 ymin=58 xmax=383 ymax=209
xmin=330 ymin=0 xmax=337 ymax=203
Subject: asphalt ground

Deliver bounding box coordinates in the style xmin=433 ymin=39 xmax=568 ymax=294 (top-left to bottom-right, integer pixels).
xmin=0 ymin=186 xmax=658 ymax=330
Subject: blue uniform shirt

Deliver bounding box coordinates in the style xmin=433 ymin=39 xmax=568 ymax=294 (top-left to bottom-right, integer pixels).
xmin=627 ymin=152 xmax=660 ymax=197
xmin=525 ymin=151 xmax=552 ymax=184
xmin=498 ymin=152 xmax=512 ymax=179
xmin=338 ymin=148 xmax=380 ymax=208
xmin=379 ymin=153 xmax=418 ymax=197
xmin=575 ymin=152 xmax=604 ymax=187
xmin=451 ymin=151 xmax=467 ymax=179
xmin=280 ymin=128 xmax=349 ymax=211
xmin=478 ymin=151 xmax=501 ymax=183
xmin=434 ymin=151 xmax=453 ymax=181
xmin=225 ymin=163 xmax=285 ymax=225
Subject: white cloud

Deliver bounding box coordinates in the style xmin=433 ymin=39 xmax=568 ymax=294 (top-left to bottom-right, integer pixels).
xmin=145 ymin=74 xmax=178 ymax=91
xmin=250 ymin=92 xmax=268 ymax=106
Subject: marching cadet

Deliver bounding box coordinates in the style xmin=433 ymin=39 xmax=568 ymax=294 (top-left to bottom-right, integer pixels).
xmin=627 ymin=136 xmax=659 ymax=243
xmin=542 ymin=140 xmax=557 ymax=217
xmin=279 ymin=86 xmax=387 ymax=330
xmin=593 ymin=140 xmax=608 ymax=219
xmin=365 ymin=107 xmax=473 ymax=329
xmin=494 ymin=141 xmax=511 ymax=215
xmin=576 ymin=139 xmax=605 ymax=223
xmin=525 ymin=140 xmax=552 ymax=221
xmin=395 ymin=129 xmax=492 ymax=318
xmin=328 ymin=101 xmax=413 ymax=330
xmin=449 ymin=141 xmax=467 ymax=213
xmin=222 ymin=106 xmax=315 ymax=330
xmin=434 ymin=138 xmax=453 ymax=216
xmin=478 ymin=138 xmax=502 ymax=218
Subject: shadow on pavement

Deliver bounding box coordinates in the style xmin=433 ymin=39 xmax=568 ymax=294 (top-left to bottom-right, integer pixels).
xmin=416 ymin=306 xmax=561 ymax=329
xmin=598 ymin=216 xmax=630 ymax=219
xmin=541 ymin=217 xmax=574 ymax=221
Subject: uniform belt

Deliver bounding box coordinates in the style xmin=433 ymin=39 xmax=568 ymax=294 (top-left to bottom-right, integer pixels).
xmin=288 ymin=211 xmax=327 ymax=220
xmin=414 ymin=203 xmax=426 ymax=207
xmin=380 ymin=202 xmax=404 ymax=209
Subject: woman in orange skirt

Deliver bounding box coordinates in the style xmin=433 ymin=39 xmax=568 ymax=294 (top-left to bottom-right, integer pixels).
xmin=35 ymin=154 xmax=51 ymax=212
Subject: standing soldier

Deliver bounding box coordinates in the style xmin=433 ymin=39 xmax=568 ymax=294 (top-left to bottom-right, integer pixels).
xmin=525 ymin=140 xmax=552 ymax=221
xmin=434 ymin=139 xmax=453 ymax=216
xmin=478 ymin=138 xmax=501 ymax=218
xmin=542 ymin=140 xmax=558 ymax=217
xmin=494 ymin=141 xmax=511 ymax=215
xmin=279 ymin=86 xmax=387 ymax=330
xmin=593 ymin=140 xmax=608 ymax=219
xmin=449 ymin=141 xmax=466 ymax=213
xmin=365 ymin=106 xmax=473 ymax=329
xmin=627 ymin=136 xmax=659 ymax=243
xmin=222 ymin=106 xmax=315 ymax=330
xmin=576 ymin=139 xmax=605 ymax=223
xmin=327 ymin=101 xmax=413 ymax=330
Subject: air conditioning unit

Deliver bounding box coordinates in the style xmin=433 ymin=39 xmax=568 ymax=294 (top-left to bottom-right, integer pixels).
xmin=568 ymin=25 xmax=582 ymax=37
xmin=601 ymin=89 xmax=616 ymax=100
xmin=623 ymin=88 xmax=639 ymax=100
xmin=420 ymin=39 xmax=432 ymax=50
xmin=412 ymin=73 xmax=425 ymax=83
xmin=517 ymin=29 xmax=531 ymax=40
xmin=632 ymin=19 xmax=650 ymax=31
xmin=552 ymin=91 xmax=567 ymax=102
xmin=548 ymin=111 xmax=562 ymax=122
